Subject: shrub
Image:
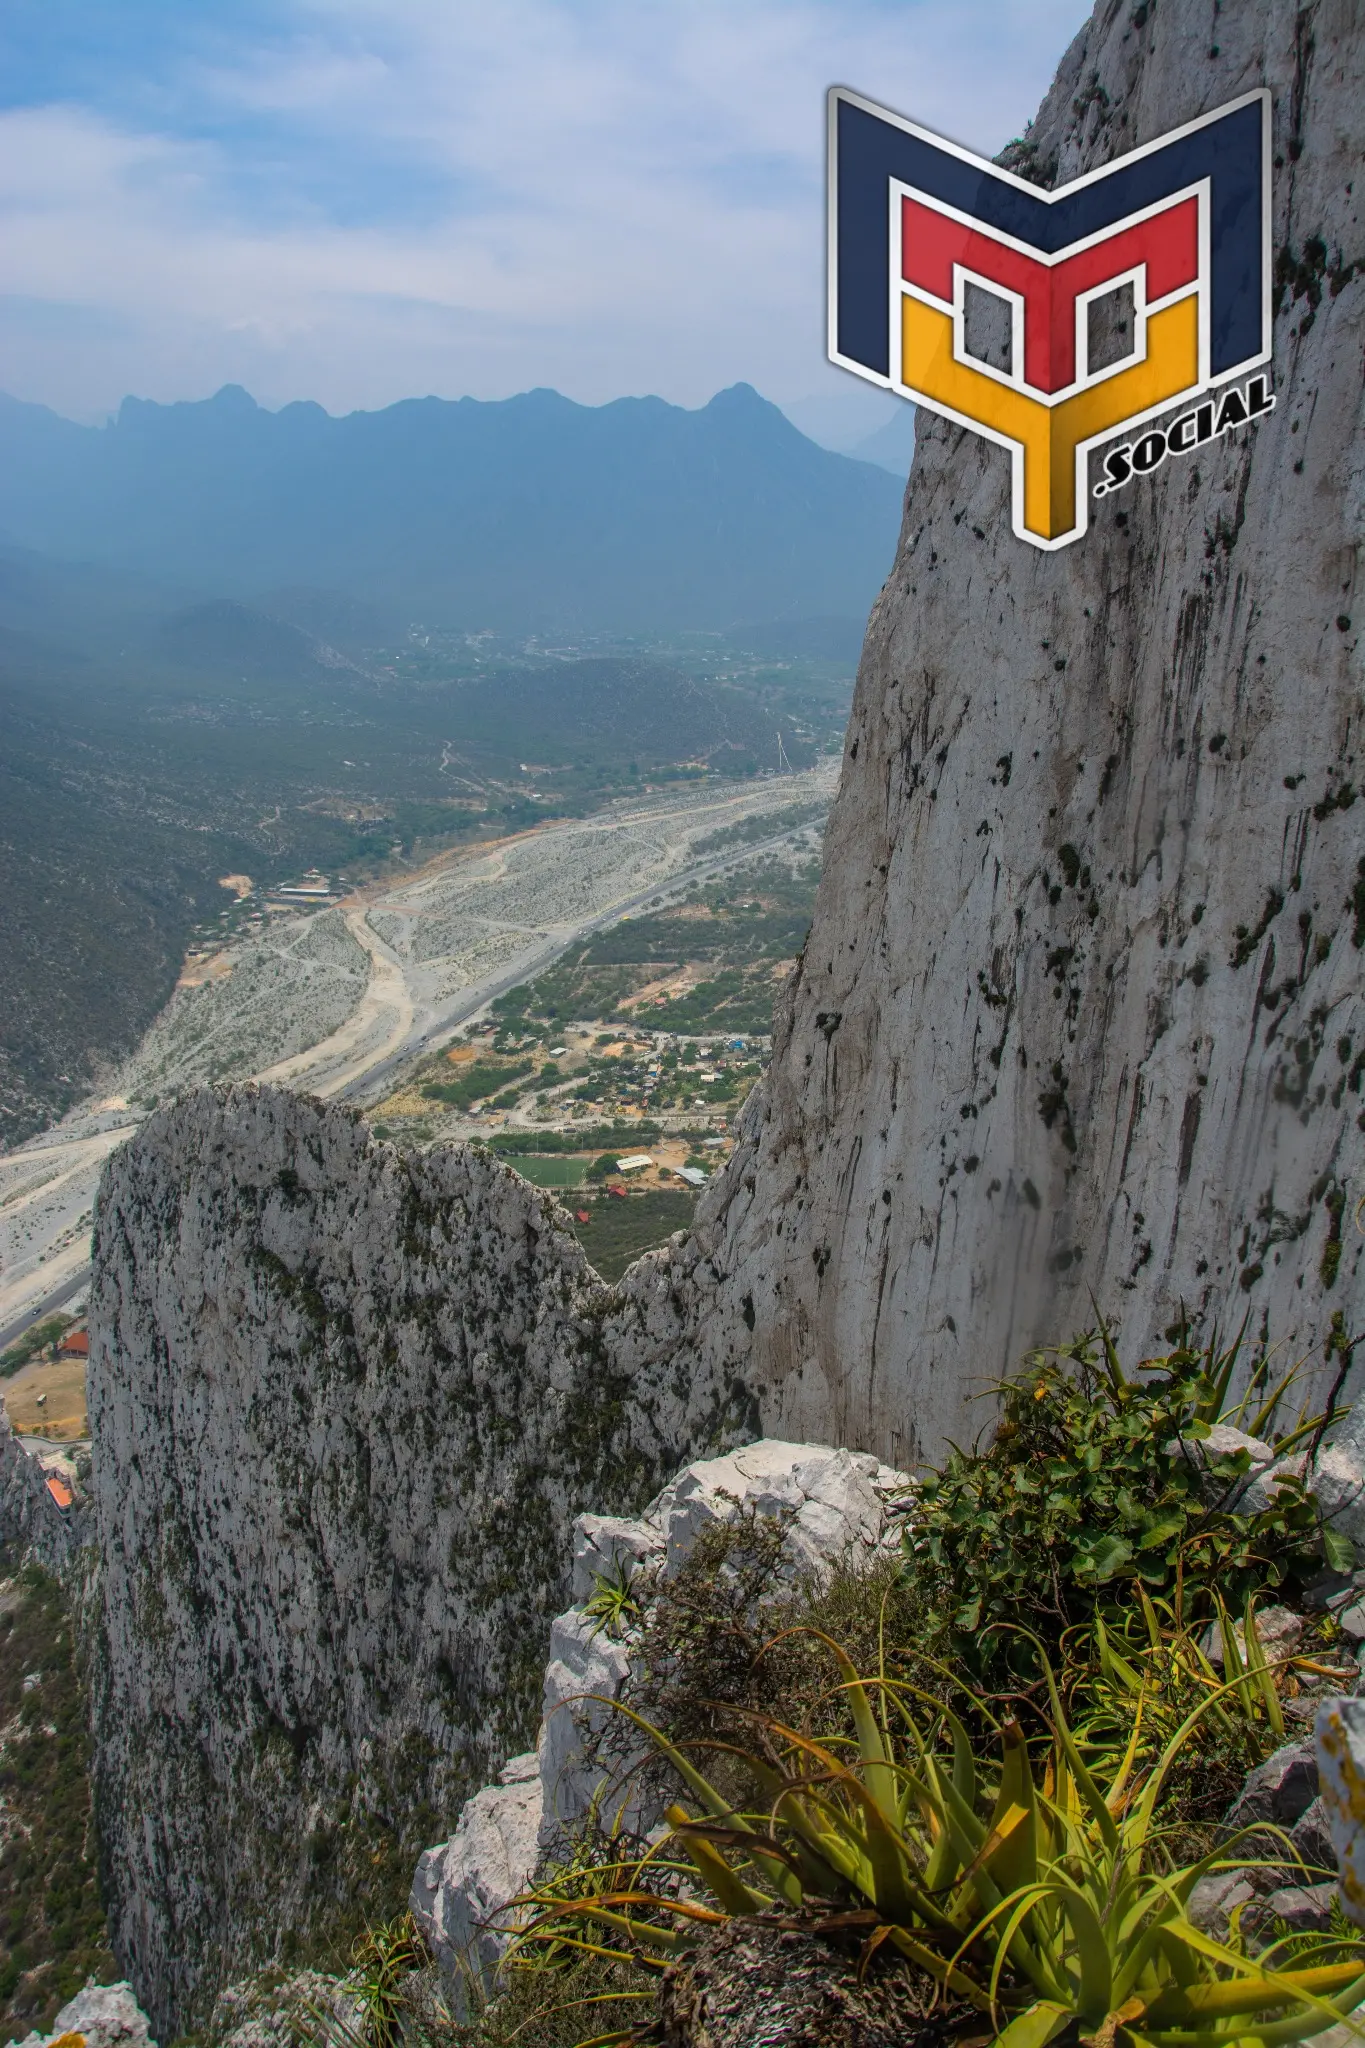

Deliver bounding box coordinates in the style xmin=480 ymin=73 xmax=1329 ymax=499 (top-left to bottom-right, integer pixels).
xmin=903 ymin=1325 xmax=1333 ymax=1684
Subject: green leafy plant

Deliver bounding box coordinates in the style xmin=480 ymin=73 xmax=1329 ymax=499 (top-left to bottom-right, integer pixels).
xmin=582 ymin=1561 xmax=643 ymax=1642
xmin=514 ymin=1632 xmax=1365 ymax=2048
xmin=345 ymin=1914 xmax=428 ymax=2048
xmin=1061 ymin=1595 xmax=1314 ymax=1843
xmin=904 ymin=1324 xmax=1335 ymax=1683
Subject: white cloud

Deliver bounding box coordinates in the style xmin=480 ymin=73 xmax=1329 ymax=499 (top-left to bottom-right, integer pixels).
xmin=0 ymin=0 xmax=1092 ymax=419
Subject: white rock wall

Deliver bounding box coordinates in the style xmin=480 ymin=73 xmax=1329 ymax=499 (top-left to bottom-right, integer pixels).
xmin=410 ymin=1439 xmax=908 ymax=1994
xmin=616 ymin=0 xmax=1365 ymax=1468
xmin=85 ymin=1085 xmax=750 ymax=2035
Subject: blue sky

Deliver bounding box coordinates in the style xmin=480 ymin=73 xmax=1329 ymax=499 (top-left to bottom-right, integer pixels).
xmin=0 ymin=0 xmax=1091 ymax=434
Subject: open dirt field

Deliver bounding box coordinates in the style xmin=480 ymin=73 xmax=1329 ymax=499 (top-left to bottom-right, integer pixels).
xmin=3 ymin=1357 xmax=88 ymax=1440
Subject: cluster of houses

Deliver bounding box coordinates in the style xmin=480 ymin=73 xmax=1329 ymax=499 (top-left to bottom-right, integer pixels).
xmin=12 ymin=1323 xmax=90 ymax=1514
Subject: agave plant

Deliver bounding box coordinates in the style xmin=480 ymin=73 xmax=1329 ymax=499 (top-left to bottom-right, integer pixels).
xmin=345 ymin=1914 xmax=429 ymax=2048
xmin=582 ymin=1559 xmax=644 ymax=1642
xmin=1067 ymin=1590 xmax=1289 ymax=1762
xmin=513 ymin=1631 xmax=1365 ymax=2048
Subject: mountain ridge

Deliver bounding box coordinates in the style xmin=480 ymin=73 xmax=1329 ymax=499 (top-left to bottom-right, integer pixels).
xmin=0 ymin=380 xmax=902 ymax=634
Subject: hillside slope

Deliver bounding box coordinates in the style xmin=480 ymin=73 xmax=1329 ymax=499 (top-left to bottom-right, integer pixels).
xmin=0 ymin=383 xmax=901 ymax=633
xmin=0 ymin=548 xmax=803 ymax=1145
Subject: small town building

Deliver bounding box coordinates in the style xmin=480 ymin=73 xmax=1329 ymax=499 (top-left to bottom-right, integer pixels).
xmin=57 ymin=1328 xmax=89 ymax=1360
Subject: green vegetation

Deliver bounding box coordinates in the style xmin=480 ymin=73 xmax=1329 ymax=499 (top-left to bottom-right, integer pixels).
xmin=909 ymin=1325 xmax=1331 ymax=1687
xmin=344 ymin=1915 xmax=429 ymax=2048
xmin=519 ymin=1644 xmax=1364 ymax=2048
xmin=467 ymin=1327 xmax=1354 ymax=2046
xmin=490 ymin=855 xmax=819 ymax=1037
xmin=0 ymin=1562 xmax=115 ymax=2040
xmin=421 ymin=1061 xmax=535 ymax=1110
xmin=568 ymin=1191 xmax=697 ymax=1282
xmin=487 ymin=1125 xmax=662 ymax=1156
xmin=581 ymin=1563 xmax=643 ymax=1643
xmin=0 ymin=1317 xmax=74 ymax=1379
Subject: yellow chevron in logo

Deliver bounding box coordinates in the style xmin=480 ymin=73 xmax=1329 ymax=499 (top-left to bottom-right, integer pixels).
xmin=901 ymin=294 xmax=1200 ymax=545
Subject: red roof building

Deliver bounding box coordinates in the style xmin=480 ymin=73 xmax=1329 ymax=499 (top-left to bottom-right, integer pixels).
xmin=57 ymin=1329 xmax=89 ymax=1360
xmin=45 ymin=1474 xmax=74 ymax=1512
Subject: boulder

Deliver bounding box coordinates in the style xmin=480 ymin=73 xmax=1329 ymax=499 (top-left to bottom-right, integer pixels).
xmin=572 ymin=1512 xmax=664 ymax=1603
xmin=1288 ymin=1799 xmax=1337 ymax=1881
xmin=1226 ymin=1740 xmax=1319 ymax=1829
xmin=649 ymin=1440 xmax=908 ymax=1581
xmin=1311 ymin=1409 xmax=1365 ymax=1553
xmin=1253 ymin=1796 xmax=1340 ymax=1895
xmin=1187 ymin=1870 xmax=1257 ymax=1942
xmin=14 ymin=1983 xmax=155 ymax=2048
xmin=1176 ymin=1426 xmax=1278 ymax=1511
xmin=1260 ymin=1881 xmax=1338 ymax=1934
xmin=1239 ymin=1449 xmax=1311 ymax=1517
xmin=409 ymin=1752 xmax=542 ymax=1991
xmin=1201 ymin=1606 xmax=1304 ymax=1671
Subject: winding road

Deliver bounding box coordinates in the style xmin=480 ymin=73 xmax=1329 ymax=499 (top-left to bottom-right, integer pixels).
xmin=0 ymin=768 xmax=834 ymax=1348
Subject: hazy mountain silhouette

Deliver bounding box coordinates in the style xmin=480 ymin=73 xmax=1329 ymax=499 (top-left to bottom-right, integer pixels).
xmin=0 ymin=383 xmax=901 ymax=632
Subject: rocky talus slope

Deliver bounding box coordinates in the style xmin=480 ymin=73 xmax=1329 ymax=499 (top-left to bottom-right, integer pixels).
xmin=626 ymin=0 xmax=1365 ymax=1467
xmin=85 ymin=1086 xmax=755 ymax=2033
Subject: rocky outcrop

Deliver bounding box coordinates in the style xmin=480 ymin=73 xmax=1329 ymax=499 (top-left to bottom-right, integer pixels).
xmin=1317 ymin=1695 xmax=1365 ymax=1924
xmin=410 ymin=1440 xmax=907 ymax=1993
xmin=85 ymin=1085 xmax=752 ymax=2035
xmin=14 ymin=1981 xmax=155 ymax=2048
xmin=409 ymin=1752 xmax=543 ymax=1994
xmin=0 ymin=1412 xmax=86 ymax=1572
xmin=606 ymin=0 xmax=1365 ymax=1467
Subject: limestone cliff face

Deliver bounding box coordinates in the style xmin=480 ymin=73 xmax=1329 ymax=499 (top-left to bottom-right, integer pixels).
xmin=0 ymin=1413 xmax=84 ymax=1571
xmin=86 ymin=1086 xmax=748 ymax=2032
xmin=651 ymin=0 xmax=1365 ymax=1467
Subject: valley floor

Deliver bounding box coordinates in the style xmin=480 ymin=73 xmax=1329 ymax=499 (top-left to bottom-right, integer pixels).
xmin=0 ymin=765 xmax=833 ymax=1353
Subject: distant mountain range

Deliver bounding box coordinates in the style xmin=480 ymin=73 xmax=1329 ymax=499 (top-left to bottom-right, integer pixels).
xmin=0 ymin=382 xmax=902 ymax=633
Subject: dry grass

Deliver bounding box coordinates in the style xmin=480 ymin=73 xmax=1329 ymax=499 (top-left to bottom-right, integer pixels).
xmin=2 ymin=1359 xmax=88 ymax=1440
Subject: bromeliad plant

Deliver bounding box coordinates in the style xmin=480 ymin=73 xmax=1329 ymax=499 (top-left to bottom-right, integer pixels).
xmin=904 ymin=1322 xmax=1338 ymax=1684
xmin=582 ymin=1560 xmax=644 ymax=1642
xmin=1070 ymin=1594 xmax=1290 ymax=1757
xmin=512 ymin=1631 xmax=1365 ymax=2048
